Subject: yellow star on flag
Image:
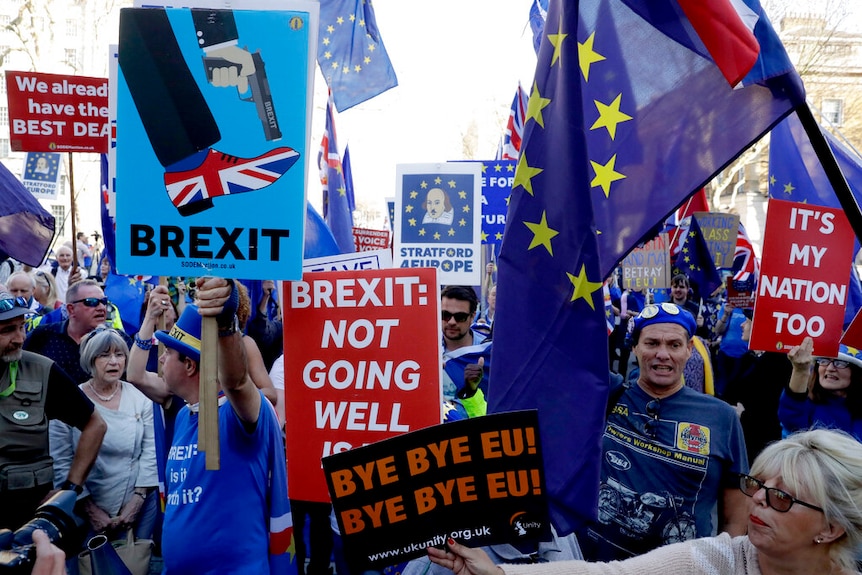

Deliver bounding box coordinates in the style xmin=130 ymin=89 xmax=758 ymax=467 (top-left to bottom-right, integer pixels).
xmin=410 ymin=190 xmax=418 ymax=199
xmin=590 ymin=94 xmax=632 ymax=140
xmin=526 ymin=82 xmax=551 ymax=128
xmin=420 ymin=181 xmax=428 ymax=189
xmin=458 ymin=191 xmax=467 ymax=199
xmin=462 ymin=205 xmax=470 ymax=212
xmin=547 ymin=19 xmax=568 ymax=67
xmin=405 ymin=205 xmax=413 ymax=213
xmin=567 ymin=264 xmax=602 ymax=310
xmin=408 ymin=218 xmax=416 ymax=227
xmin=481 ymin=231 xmax=488 ymax=241
xmin=419 ymin=228 xmax=426 ymax=236
xmin=434 ymin=232 xmax=441 ymax=240
xmin=337 ymin=186 xmax=346 ymax=197
xmin=448 ymin=228 xmax=455 ymax=236
xmin=784 ymin=182 xmax=795 ymax=194
xmin=506 ymin=164 xmax=515 ymax=172
xmin=495 ymin=232 xmax=503 ymax=240
xmin=434 ymin=177 xmax=442 ymax=185
xmin=494 ymin=164 xmax=502 ymax=172
xmin=769 ymin=174 xmax=776 ymax=186
xmin=481 ymin=164 xmax=488 ymax=173
xmin=524 ymin=211 xmax=559 ymax=256
xmin=514 ymin=153 xmax=543 ymax=196
xmin=579 ymin=31 xmax=605 ymax=81
xmin=459 ymin=218 xmax=466 ymax=227
xmin=590 ymin=155 xmax=626 ymax=197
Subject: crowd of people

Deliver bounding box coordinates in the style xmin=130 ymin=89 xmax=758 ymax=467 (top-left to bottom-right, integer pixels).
xmin=7 ymin=245 xmax=862 ymax=575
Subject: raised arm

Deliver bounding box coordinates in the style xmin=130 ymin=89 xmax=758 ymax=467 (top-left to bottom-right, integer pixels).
xmin=786 ymin=336 xmax=814 ymax=394
xmin=127 ymin=285 xmax=172 ymax=404
xmin=196 ymin=277 xmax=260 ymax=425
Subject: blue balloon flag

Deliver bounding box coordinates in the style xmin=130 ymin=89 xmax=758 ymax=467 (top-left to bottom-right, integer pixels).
xmin=0 ymin=161 xmax=55 ymax=266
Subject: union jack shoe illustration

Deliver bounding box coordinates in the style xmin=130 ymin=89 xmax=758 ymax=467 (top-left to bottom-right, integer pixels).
xmin=164 ymin=147 xmax=300 ymax=216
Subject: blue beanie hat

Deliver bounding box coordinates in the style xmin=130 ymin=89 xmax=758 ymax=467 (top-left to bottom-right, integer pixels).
xmin=628 ymin=303 xmax=696 ymax=345
xmin=155 ymin=304 xmax=202 ymax=362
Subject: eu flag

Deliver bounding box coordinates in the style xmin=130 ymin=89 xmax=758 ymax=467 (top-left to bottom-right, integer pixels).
xmin=580 ymin=0 xmax=803 ymax=278
xmin=672 ymin=216 xmax=722 ymax=298
xmin=489 ymin=0 xmax=802 ymax=536
xmin=318 ymin=0 xmax=398 ymax=112
xmin=104 ymin=273 xmax=146 ymax=334
xmin=768 ymin=113 xmax=862 ymax=326
xmin=319 ymin=95 xmax=356 ymax=254
xmin=0 ymin=161 xmax=54 ymax=266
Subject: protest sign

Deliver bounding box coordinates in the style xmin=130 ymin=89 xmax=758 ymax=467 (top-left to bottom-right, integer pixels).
xmin=5 ymin=71 xmax=109 ymax=153
xmin=478 ymin=160 xmax=515 ymax=246
xmin=323 ymin=410 xmax=550 ymax=572
xmin=620 ymin=233 xmax=670 ymax=289
xmin=841 ymin=310 xmax=862 ymax=350
xmin=21 ymin=152 xmax=62 ymax=200
xmin=304 ymin=249 xmax=392 ymax=273
xmin=394 ymin=163 xmax=483 ymax=286
xmin=750 ymin=199 xmax=855 ymax=356
xmin=725 ymin=276 xmax=754 ymax=309
xmin=114 ymin=5 xmax=317 ymax=280
xmin=283 ymin=268 xmax=442 ymax=502
xmin=693 ymin=212 xmax=739 ymax=268
xmin=353 ymin=227 xmax=391 ymax=252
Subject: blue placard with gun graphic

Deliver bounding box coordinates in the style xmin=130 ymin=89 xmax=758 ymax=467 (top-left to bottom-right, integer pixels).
xmin=115 ymin=3 xmax=317 ymax=280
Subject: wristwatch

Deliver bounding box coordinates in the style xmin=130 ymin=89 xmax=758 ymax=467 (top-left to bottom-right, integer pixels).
xmin=218 ymin=315 xmax=240 ymax=337
xmin=59 ymin=479 xmax=84 ymax=495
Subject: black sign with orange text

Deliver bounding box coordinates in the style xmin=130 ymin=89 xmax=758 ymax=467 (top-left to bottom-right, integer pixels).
xmin=322 ymin=410 xmax=550 ymax=571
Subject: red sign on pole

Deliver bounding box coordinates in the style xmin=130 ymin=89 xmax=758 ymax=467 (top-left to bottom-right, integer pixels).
xmin=5 ymin=71 xmax=109 ymax=153
xmin=353 ymin=227 xmax=391 ymax=252
xmin=749 ymin=199 xmax=855 ymax=356
xmin=283 ymin=268 xmax=442 ymax=502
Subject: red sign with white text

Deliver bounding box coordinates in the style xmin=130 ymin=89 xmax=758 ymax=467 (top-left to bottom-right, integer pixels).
xmin=5 ymin=71 xmax=109 ymax=153
xmin=750 ymin=199 xmax=854 ymax=356
xmin=283 ymin=268 xmax=442 ymax=502
xmin=353 ymin=227 xmax=391 ymax=252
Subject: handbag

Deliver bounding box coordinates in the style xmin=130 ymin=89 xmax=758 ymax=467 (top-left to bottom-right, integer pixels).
xmin=78 ymin=528 xmax=153 ymax=575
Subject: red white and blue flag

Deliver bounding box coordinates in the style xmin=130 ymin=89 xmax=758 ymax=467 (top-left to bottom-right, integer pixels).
xmin=501 ymin=83 xmax=528 ymax=161
xmin=318 ymin=94 xmax=356 ymax=253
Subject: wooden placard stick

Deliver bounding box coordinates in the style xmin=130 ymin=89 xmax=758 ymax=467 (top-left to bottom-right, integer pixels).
xmin=199 ymin=316 xmax=220 ymax=470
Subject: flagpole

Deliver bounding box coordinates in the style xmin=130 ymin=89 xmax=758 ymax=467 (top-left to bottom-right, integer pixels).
xmin=67 ymin=152 xmax=79 ymax=269
xmin=795 ymin=104 xmax=862 ymax=239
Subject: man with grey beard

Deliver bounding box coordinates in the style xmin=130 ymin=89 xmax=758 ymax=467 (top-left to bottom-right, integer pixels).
xmin=0 ymin=290 xmax=105 ymax=530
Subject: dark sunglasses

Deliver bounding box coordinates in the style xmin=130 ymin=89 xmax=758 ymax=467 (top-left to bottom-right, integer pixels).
xmin=815 ymin=358 xmax=851 ymax=369
xmin=0 ymin=297 xmax=29 ymax=312
xmin=643 ymin=399 xmax=660 ymax=438
xmin=738 ymin=474 xmax=823 ymax=513
xmin=71 ymin=297 xmax=109 ymax=308
xmin=441 ymin=311 xmax=471 ymax=323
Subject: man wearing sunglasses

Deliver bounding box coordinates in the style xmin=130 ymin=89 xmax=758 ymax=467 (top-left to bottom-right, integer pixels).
xmin=0 ymin=290 xmax=107 ymax=531
xmin=440 ymin=286 xmax=491 ymax=418
xmin=579 ymin=302 xmax=749 ymax=562
xmin=25 ymin=280 xmax=133 ymax=384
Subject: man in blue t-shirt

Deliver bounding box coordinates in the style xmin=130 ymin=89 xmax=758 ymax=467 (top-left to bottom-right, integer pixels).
xmin=580 ymin=303 xmax=749 ymax=562
xmin=148 ymin=278 xmax=293 ymax=575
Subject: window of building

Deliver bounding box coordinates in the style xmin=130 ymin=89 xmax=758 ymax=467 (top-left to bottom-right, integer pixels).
xmin=51 ymin=204 xmax=66 ymax=237
xmin=822 ymin=99 xmax=844 ymax=126
xmin=0 ymin=107 xmax=7 ymax=127
xmin=64 ymin=48 xmax=77 ymax=68
xmin=0 ymin=139 xmax=8 ymax=158
xmin=0 ymin=15 xmax=11 ymax=27
xmin=66 ymin=19 xmax=77 ymax=37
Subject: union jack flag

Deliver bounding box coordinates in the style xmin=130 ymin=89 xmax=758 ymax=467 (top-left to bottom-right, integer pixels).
xmin=501 ymin=83 xmax=528 ymax=161
xmin=732 ymin=223 xmax=760 ymax=288
xmin=318 ymin=93 xmax=355 ymax=253
xmin=164 ymin=147 xmax=299 ymax=211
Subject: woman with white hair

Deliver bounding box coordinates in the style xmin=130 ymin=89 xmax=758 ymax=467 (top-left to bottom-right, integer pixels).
xmin=50 ymin=327 xmax=158 ymax=542
xmin=428 ymin=428 xmax=862 ymax=575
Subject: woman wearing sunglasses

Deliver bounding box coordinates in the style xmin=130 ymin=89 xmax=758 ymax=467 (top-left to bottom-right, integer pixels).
xmin=427 ymin=428 xmax=862 ymax=575
xmin=780 ymin=337 xmax=862 ymax=442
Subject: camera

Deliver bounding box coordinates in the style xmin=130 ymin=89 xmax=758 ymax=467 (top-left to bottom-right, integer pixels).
xmin=0 ymin=490 xmax=80 ymax=574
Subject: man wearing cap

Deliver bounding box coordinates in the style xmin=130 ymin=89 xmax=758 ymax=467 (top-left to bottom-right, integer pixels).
xmin=0 ymin=291 xmax=106 ymax=530
xmin=25 ymin=279 xmax=133 ymax=384
xmin=132 ymin=277 xmax=290 ymax=574
xmin=579 ymin=302 xmax=748 ymax=562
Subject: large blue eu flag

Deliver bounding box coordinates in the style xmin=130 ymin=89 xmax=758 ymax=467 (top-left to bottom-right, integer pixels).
xmin=490 ymin=0 xmax=804 ymax=536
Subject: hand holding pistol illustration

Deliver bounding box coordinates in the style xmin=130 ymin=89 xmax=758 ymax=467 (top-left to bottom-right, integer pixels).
xmin=203 ymin=48 xmax=281 ymax=142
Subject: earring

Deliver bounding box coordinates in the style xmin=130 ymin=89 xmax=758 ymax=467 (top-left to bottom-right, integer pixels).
xmin=815 ymin=537 xmax=824 ymax=544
